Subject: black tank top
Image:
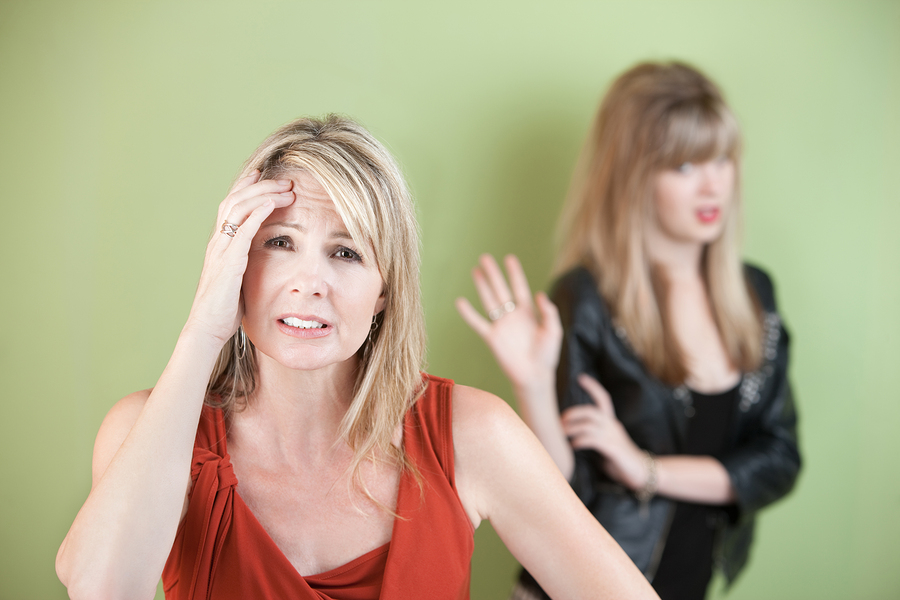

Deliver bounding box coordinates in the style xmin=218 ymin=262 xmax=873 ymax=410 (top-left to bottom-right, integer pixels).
xmin=651 ymin=383 xmax=738 ymax=600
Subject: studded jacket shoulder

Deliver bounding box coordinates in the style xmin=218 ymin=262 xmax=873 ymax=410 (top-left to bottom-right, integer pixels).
xmin=546 ymin=264 xmax=801 ymax=585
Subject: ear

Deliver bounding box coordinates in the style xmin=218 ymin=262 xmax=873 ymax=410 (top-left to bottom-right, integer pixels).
xmin=374 ymin=287 xmax=386 ymax=315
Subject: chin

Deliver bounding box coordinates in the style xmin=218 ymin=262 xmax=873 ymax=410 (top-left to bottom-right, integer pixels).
xmin=261 ymin=346 xmax=361 ymax=373
xmin=692 ymin=224 xmax=727 ymax=244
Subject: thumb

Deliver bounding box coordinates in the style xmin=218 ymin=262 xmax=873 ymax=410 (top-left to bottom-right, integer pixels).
xmin=577 ymin=373 xmax=615 ymax=417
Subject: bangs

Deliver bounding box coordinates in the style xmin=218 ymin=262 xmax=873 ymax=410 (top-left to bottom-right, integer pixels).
xmin=312 ymin=165 xmax=382 ymax=268
xmin=262 ymin=152 xmax=382 ymax=268
xmin=657 ymin=102 xmax=740 ymax=168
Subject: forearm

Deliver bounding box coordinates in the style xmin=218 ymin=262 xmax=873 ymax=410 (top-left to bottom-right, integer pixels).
xmin=512 ymin=377 xmax=575 ymax=480
xmin=653 ymin=455 xmax=735 ymax=505
xmin=57 ymin=329 xmax=222 ymax=600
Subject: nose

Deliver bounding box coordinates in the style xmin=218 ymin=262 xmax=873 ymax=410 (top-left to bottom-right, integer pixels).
xmin=699 ymin=160 xmax=732 ymax=196
xmin=290 ymin=252 xmax=328 ymax=298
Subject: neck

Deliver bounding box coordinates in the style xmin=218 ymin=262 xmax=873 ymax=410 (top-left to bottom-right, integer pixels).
xmin=229 ymin=353 xmax=361 ymax=466
xmin=645 ymin=230 xmax=705 ymax=284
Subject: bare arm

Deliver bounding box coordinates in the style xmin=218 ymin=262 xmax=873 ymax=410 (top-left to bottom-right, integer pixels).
xmin=55 ymin=173 xmax=295 ymax=600
xmin=452 ymin=385 xmax=659 ymax=600
xmin=456 ymin=254 xmax=575 ymax=477
xmin=458 ymin=255 xmax=735 ymax=505
xmin=564 ymin=375 xmax=735 ymax=505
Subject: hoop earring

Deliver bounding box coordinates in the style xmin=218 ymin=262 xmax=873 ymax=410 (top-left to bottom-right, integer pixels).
xmin=367 ymin=315 xmax=379 ymax=345
xmin=236 ymin=326 xmax=248 ymax=360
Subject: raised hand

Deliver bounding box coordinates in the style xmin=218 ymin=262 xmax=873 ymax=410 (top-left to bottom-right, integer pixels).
xmin=562 ymin=374 xmax=649 ymax=491
xmin=184 ymin=171 xmax=295 ymax=345
xmin=456 ymin=254 xmax=563 ymax=392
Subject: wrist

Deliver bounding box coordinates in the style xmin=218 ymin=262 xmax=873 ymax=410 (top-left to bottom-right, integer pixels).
xmin=512 ymin=376 xmax=556 ymax=407
xmin=634 ymin=451 xmax=658 ymax=503
xmin=178 ymin=322 xmax=233 ymax=357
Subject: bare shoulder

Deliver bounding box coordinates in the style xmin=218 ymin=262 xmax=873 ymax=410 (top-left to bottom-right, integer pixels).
xmin=451 ymin=384 xmax=551 ymax=526
xmin=451 ymin=384 xmax=532 ymax=461
xmin=451 ymin=384 xmax=521 ymax=436
xmin=91 ymin=389 xmax=152 ymax=488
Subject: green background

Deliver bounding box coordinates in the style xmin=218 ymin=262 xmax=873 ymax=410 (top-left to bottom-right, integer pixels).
xmin=1 ymin=1 xmax=898 ymax=598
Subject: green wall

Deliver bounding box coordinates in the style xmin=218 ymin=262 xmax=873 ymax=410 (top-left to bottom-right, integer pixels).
xmin=1 ymin=1 xmax=898 ymax=598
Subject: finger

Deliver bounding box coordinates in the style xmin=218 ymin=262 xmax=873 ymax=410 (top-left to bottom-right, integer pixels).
xmin=479 ymin=254 xmax=514 ymax=306
xmin=217 ymin=170 xmax=262 ymax=221
xmin=208 ymin=187 xmax=293 ymax=258
xmin=577 ymin=374 xmax=615 ymax=416
xmin=563 ymin=426 xmax=602 ymax=452
xmin=223 ymin=182 xmax=294 ymax=224
xmin=215 ymin=172 xmax=258 ymax=225
xmin=455 ymin=297 xmax=492 ymax=338
xmin=218 ymin=178 xmax=294 ymax=222
xmin=561 ymin=404 xmax=603 ymax=425
xmin=504 ymin=254 xmax=535 ymax=310
xmin=562 ymin=418 xmax=592 ymax=438
xmin=221 ymin=197 xmax=278 ymax=256
xmin=472 ymin=267 xmax=500 ymax=314
xmin=568 ymin=435 xmax=596 ymax=452
xmin=535 ymin=292 xmax=562 ymax=336
xmin=230 ymin=170 xmax=262 ymax=195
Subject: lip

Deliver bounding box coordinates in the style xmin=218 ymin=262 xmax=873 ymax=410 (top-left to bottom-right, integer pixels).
xmin=696 ymin=206 xmax=721 ymax=224
xmin=276 ymin=313 xmax=333 ymax=339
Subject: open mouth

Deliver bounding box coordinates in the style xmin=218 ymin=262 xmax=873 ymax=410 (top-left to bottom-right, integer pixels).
xmin=280 ymin=317 xmax=327 ymax=330
xmin=697 ymin=207 xmax=720 ymax=224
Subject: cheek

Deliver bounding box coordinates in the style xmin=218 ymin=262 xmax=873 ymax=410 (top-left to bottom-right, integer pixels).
xmin=336 ymin=272 xmax=384 ymax=312
xmin=654 ymin=184 xmax=690 ymax=226
xmin=242 ymin=255 xmax=286 ymax=306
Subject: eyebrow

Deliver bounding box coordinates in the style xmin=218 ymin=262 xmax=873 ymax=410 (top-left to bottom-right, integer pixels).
xmin=262 ymin=221 xmax=354 ymax=241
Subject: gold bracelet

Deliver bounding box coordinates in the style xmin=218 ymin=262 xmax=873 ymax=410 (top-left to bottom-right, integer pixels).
xmin=635 ymin=451 xmax=658 ymax=504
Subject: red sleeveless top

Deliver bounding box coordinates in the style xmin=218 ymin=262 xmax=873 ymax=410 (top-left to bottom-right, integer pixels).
xmin=162 ymin=374 xmax=474 ymax=599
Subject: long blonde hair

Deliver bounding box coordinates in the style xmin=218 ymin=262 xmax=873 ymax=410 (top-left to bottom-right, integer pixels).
xmin=556 ymin=62 xmax=762 ymax=384
xmin=207 ymin=115 xmax=427 ymax=499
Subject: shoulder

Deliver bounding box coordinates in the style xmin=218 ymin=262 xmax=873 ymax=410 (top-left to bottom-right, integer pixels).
xmin=550 ymin=266 xmax=600 ymax=302
xmin=550 ymin=266 xmax=610 ymax=324
xmin=91 ymin=389 xmax=151 ymax=487
xmin=450 ymin=384 xmax=540 ymax=524
xmin=451 ymin=384 xmax=521 ymax=441
xmin=743 ymin=262 xmax=779 ymax=312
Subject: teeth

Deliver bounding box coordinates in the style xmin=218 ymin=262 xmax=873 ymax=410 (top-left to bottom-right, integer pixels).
xmin=282 ymin=317 xmax=326 ymax=329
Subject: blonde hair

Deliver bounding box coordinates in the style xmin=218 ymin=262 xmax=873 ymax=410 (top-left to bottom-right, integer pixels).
xmin=556 ymin=61 xmax=762 ymax=384
xmin=207 ymin=115 xmax=427 ymax=501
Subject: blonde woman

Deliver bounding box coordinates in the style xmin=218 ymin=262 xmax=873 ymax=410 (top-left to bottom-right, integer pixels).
xmin=458 ymin=62 xmax=800 ymax=600
xmin=55 ymin=116 xmax=657 ymax=600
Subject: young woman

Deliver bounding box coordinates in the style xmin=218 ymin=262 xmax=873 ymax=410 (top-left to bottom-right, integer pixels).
xmin=458 ymin=62 xmax=801 ymax=600
xmin=55 ymin=116 xmax=657 ymax=600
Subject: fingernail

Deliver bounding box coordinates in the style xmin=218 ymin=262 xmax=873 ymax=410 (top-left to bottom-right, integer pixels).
xmin=277 ymin=179 xmax=291 ymax=185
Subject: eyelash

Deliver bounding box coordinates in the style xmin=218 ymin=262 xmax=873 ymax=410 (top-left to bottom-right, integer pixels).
xmin=334 ymin=246 xmax=363 ymax=262
xmin=265 ymin=236 xmax=291 ymax=248
xmin=263 ymin=237 xmax=363 ymax=263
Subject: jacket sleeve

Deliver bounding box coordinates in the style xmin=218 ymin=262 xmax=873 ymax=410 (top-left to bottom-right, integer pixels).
xmin=719 ymin=266 xmax=802 ymax=516
xmin=550 ymin=269 xmax=612 ymax=503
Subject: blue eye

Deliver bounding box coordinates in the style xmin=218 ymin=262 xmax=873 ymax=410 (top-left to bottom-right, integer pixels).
xmin=677 ymin=162 xmax=694 ymax=174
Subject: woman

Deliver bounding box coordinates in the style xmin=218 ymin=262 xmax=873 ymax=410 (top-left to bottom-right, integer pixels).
xmin=457 ymin=62 xmax=801 ymax=599
xmin=55 ymin=116 xmax=657 ymax=600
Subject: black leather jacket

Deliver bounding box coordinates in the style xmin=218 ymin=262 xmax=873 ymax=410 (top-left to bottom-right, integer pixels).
xmin=530 ymin=265 xmax=800 ymax=588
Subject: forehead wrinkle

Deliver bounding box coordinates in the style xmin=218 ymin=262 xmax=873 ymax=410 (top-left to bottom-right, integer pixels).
xmin=261 ymin=219 xmax=355 ymax=242
xmin=265 ymin=177 xmax=372 ymax=251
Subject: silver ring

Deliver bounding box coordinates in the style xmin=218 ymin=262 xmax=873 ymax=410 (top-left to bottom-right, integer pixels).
xmin=488 ymin=300 xmax=516 ymax=321
xmin=220 ymin=221 xmax=239 ymax=237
